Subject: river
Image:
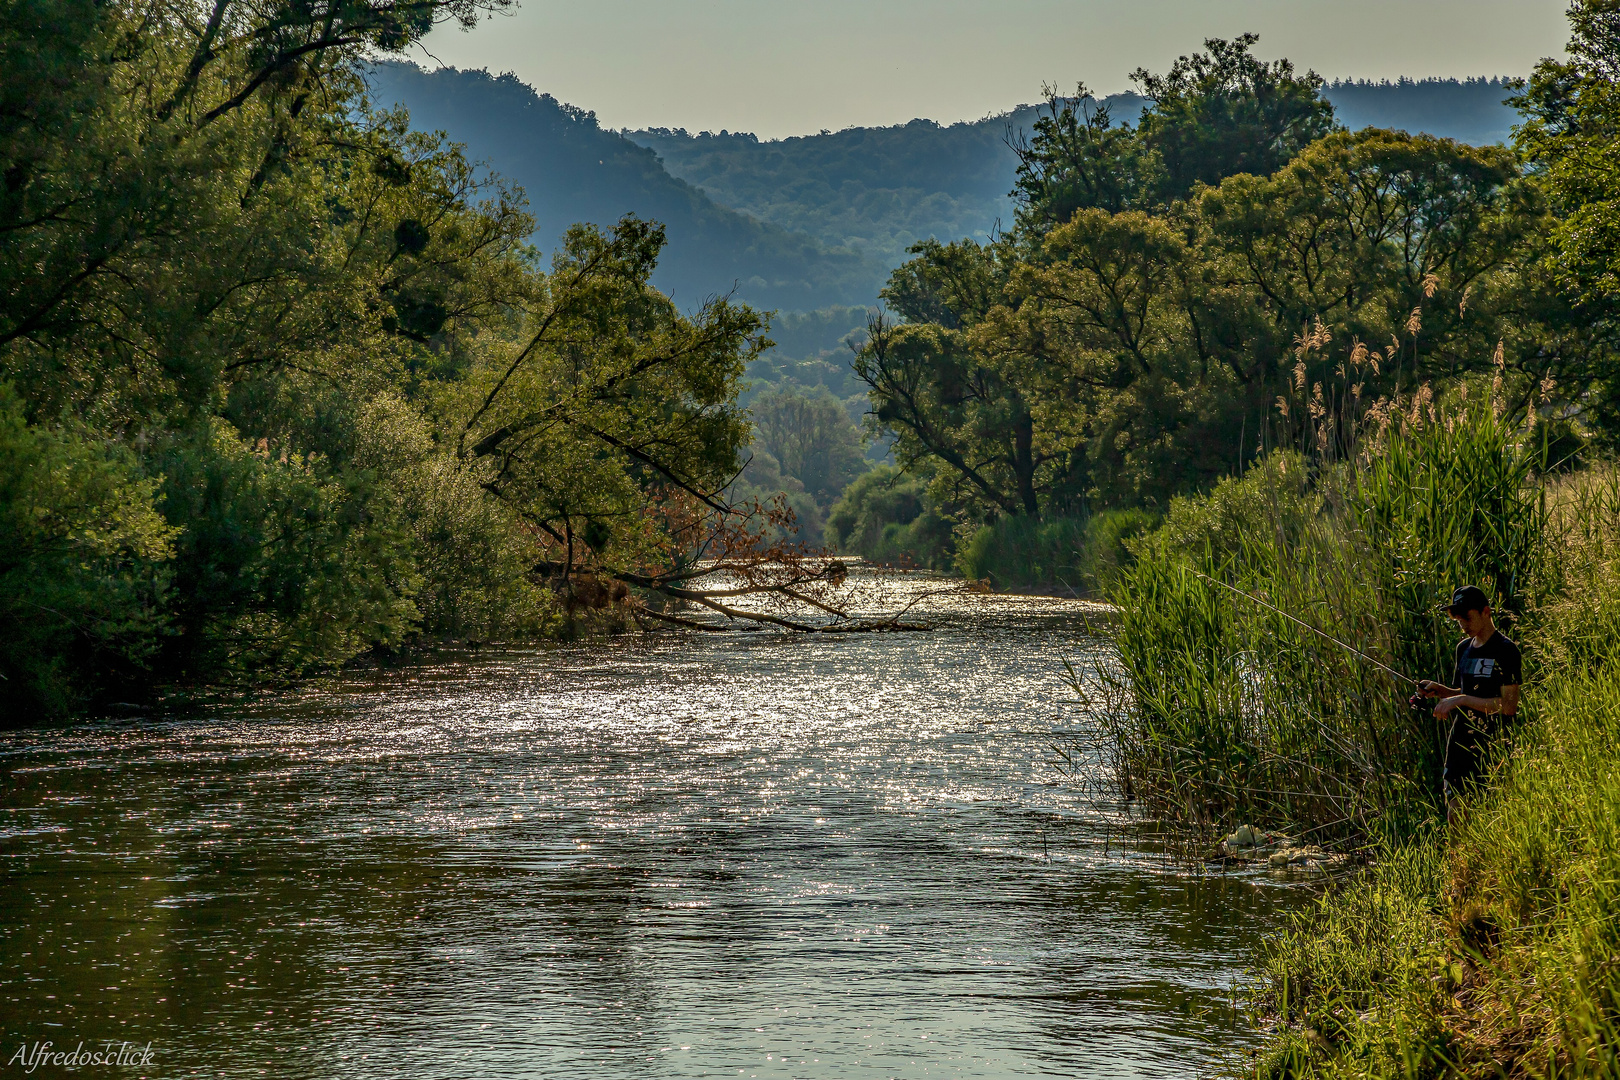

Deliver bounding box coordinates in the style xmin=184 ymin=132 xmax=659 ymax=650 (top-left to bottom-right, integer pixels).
xmin=0 ymin=574 xmax=1303 ymax=1078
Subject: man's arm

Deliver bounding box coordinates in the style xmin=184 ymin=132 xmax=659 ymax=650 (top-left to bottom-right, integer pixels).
xmin=1419 ymin=679 xmax=1460 ymax=698
xmin=1434 ymin=684 xmax=1519 ymax=719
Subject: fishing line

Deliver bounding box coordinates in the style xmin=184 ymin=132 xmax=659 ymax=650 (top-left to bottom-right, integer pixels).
xmin=1186 ymin=568 xmax=1421 ymax=687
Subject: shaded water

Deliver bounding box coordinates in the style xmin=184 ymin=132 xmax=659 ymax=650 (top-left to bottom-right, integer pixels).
xmin=0 ymin=577 xmax=1301 ymax=1078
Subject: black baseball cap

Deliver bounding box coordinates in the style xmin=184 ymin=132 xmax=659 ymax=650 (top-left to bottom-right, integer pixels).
xmin=1446 ymin=585 xmax=1490 ymax=615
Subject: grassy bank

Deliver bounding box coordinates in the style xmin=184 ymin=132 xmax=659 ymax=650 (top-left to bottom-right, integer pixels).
xmin=1095 ymin=402 xmax=1620 ymax=1075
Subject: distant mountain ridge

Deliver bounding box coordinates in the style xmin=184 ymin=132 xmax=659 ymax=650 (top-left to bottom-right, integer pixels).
xmin=625 ymin=95 xmax=1148 ymax=272
xmin=365 ymin=62 xmax=879 ymax=310
xmin=1326 ymin=77 xmax=1518 ymax=146
xmin=368 ymin=64 xmax=1521 ymax=326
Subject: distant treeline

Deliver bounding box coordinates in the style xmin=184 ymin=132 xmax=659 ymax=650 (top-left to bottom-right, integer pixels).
xmin=1324 ymin=76 xmax=1517 ymax=146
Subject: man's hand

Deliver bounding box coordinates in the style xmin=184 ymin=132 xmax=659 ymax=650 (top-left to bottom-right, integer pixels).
xmin=1433 ymin=696 xmax=1464 ymax=719
xmin=1419 ymin=680 xmax=1451 ymax=698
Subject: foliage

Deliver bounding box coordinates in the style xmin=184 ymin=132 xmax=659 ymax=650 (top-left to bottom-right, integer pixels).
xmin=0 ymin=0 xmax=785 ymax=716
xmin=1131 ymin=34 xmax=1336 ymax=204
xmin=748 ymin=383 xmax=867 ymax=505
xmin=0 ymin=386 xmax=176 ymax=716
xmin=154 ymin=423 xmax=422 ymax=678
xmin=825 ymin=464 xmax=953 ymax=570
xmin=1512 ymin=0 xmax=1620 ymax=448
xmin=861 ymin=118 xmax=1565 ymax=519
xmin=1007 ymin=85 xmax=1146 ymax=233
xmin=955 ymin=508 xmax=1155 ymax=595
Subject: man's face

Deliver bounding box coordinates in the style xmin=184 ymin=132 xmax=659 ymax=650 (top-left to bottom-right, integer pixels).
xmin=1450 ymin=607 xmax=1491 ymax=638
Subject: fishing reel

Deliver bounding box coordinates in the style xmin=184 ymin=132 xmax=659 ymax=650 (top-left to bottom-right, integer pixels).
xmin=1408 ymin=691 xmax=1432 ymax=712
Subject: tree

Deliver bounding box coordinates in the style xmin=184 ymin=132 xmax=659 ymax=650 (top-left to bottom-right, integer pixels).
xmin=1512 ymin=0 xmax=1620 ymax=446
xmin=1008 ymin=84 xmax=1144 ymax=234
xmin=1132 ymin=34 xmax=1336 ymax=202
xmin=750 ymin=384 xmax=867 ymax=504
xmin=862 ymin=126 xmax=1552 ymax=516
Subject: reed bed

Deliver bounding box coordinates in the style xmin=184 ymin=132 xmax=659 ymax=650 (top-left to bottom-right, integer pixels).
xmin=1084 ymin=402 xmax=1544 ymax=849
xmin=1250 ymin=468 xmax=1620 ymax=1077
xmin=1090 ymin=395 xmax=1620 ymax=1076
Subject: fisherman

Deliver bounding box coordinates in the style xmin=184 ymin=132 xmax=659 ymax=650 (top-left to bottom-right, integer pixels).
xmin=1417 ymin=585 xmax=1522 ymax=809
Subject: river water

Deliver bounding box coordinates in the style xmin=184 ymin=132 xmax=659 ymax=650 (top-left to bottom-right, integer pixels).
xmin=0 ymin=575 xmax=1301 ymax=1079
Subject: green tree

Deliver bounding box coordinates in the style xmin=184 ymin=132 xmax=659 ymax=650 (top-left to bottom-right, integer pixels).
xmin=0 ymin=0 xmax=792 ymax=712
xmin=749 ymin=384 xmax=866 ymax=504
xmin=863 ymin=124 xmax=1552 ymax=517
xmin=1132 ymin=34 xmax=1336 ymax=202
xmin=1009 ymin=84 xmax=1145 ymax=234
xmin=0 ymin=386 xmax=176 ymax=715
xmin=1513 ymin=0 xmax=1620 ymax=446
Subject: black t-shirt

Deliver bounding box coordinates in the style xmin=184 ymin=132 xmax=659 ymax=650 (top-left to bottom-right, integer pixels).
xmin=1452 ymin=630 xmax=1522 ymax=706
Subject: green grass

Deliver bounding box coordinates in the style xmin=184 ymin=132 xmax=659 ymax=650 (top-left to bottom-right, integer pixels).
xmin=1098 ymin=403 xmax=1620 ymax=1077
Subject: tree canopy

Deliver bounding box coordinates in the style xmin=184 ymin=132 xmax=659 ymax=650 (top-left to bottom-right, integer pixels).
xmin=857 ymin=32 xmax=1615 ymax=529
xmin=0 ymin=0 xmax=800 ymax=714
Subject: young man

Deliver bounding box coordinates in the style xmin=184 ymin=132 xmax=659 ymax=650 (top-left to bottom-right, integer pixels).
xmin=1418 ymin=585 xmax=1522 ymax=804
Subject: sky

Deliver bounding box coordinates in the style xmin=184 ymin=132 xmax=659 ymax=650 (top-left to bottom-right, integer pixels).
xmin=414 ymin=0 xmax=1571 ymax=139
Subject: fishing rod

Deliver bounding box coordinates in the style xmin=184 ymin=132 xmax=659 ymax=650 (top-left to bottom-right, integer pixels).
xmin=1186 ymin=568 xmax=1421 ymax=687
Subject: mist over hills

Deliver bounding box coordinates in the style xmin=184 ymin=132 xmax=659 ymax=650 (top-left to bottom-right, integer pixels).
xmin=368 ymin=63 xmax=1521 ymax=354
xmin=1325 ymin=76 xmax=1518 ymax=146
xmin=626 ymin=95 xmax=1146 ymax=273
xmin=365 ymin=63 xmax=877 ymax=310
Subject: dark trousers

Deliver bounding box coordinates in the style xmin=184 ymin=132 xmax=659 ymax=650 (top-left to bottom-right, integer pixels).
xmin=1444 ymin=712 xmax=1502 ymax=797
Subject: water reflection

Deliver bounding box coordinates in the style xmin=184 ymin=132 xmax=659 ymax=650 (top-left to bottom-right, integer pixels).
xmin=0 ymin=577 xmax=1300 ymax=1078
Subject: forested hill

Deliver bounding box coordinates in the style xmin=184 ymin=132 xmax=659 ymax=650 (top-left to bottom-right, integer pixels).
xmin=1326 ymin=77 xmax=1518 ymax=146
xmin=628 ymin=94 xmax=1145 ymax=272
xmin=368 ymin=65 xmax=1520 ymax=316
xmin=626 ymin=80 xmax=1516 ymax=273
xmin=366 ymin=62 xmax=877 ymax=310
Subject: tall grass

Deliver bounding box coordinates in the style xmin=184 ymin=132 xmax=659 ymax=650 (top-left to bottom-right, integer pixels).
xmin=1093 ymin=392 xmax=1620 ymax=1074
xmin=1089 ymin=403 xmax=1544 ymax=846
xmin=1251 ymin=469 xmax=1620 ymax=1076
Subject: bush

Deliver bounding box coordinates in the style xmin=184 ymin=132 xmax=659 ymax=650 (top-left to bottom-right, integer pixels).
xmin=353 ymin=395 xmax=559 ymax=641
xmin=1102 ymin=426 xmax=1620 ymax=1077
xmin=956 ymin=509 xmax=1157 ymax=594
xmin=154 ymin=422 xmax=422 ymax=680
xmin=0 ymin=386 xmax=176 ymax=718
xmin=826 ymin=464 xmax=954 ymax=568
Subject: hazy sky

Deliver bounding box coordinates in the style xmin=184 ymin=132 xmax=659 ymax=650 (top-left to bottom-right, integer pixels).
xmin=415 ymin=0 xmax=1571 ymax=139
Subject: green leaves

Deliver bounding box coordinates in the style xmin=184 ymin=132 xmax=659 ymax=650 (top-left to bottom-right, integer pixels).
xmin=863 ymin=117 xmax=1556 ymax=519
xmin=1132 ymin=33 xmax=1336 ymax=203
xmin=0 ymin=385 xmax=176 ymax=714
xmin=0 ymin=0 xmax=764 ymax=713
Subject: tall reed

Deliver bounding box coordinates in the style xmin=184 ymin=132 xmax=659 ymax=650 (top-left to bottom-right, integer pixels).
xmin=1249 ymin=468 xmax=1620 ymax=1077
xmin=1089 ymin=400 xmax=1546 ymax=846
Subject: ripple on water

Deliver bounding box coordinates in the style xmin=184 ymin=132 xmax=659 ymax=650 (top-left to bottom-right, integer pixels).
xmin=0 ymin=574 xmax=1303 ymax=1079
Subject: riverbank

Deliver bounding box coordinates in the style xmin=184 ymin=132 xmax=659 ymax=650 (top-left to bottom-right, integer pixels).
xmin=1096 ymin=402 xmax=1620 ymax=1076
xmin=1251 ymin=651 xmax=1620 ymax=1077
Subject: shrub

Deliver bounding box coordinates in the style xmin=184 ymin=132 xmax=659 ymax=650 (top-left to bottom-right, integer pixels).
xmin=956 ymin=509 xmax=1157 ymax=594
xmin=826 ymin=464 xmax=953 ymax=568
xmin=0 ymin=386 xmax=176 ymax=718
